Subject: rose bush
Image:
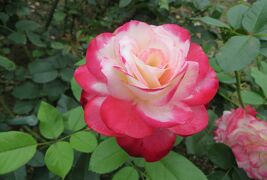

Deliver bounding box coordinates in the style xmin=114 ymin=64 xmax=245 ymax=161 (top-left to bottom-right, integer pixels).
xmin=214 ymin=107 xmax=267 ymax=180
xmin=74 ymin=20 xmax=218 ymax=161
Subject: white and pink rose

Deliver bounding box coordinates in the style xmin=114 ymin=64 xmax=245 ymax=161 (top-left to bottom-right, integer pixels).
xmin=215 ymin=106 xmax=267 ymax=179
xmin=75 ymin=20 xmax=218 ymax=161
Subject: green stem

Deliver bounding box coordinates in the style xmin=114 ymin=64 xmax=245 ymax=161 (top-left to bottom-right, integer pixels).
xmin=38 ymin=126 xmax=87 ymax=146
xmin=254 ymin=33 xmax=267 ymax=38
xmin=128 ymin=161 xmax=148 ymax=180
xmin=234 ymin=71 xmax=245 ymax=108
xmin=44 ymin=0 xmax=60 ymax=31
xmin=0 ymin=96 xmax=15 ymax=117
xmin=23 ymin=126 xmax=46 ymax=143
xmin=0 ymin=25 xmax=33 ymax=61
xmin=218 ymin=92 xmax=239 ymax=107
xmin=0 ymin=24 xmax=15 ymax=32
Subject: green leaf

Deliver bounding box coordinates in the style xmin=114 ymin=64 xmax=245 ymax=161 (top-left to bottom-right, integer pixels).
xmin=216 ymin=36 xmax=260 ymax=72
xmin=231 ymin=167 xmax=250 ymax=180
xmin=1 ymin=166 xmax=27 ymax=180
xmin=28 ymin=60 xmax=58 ymax=83
xmin=145 ymin=152 xmax=207 ymax=180
xmin=159 ymin=0 xmax=169 ymax=10
xmin=216 ymin=72 xmax=236 ymax=84
xmin=0 ymin=12 xmax=9 ymax=24
xmin=63 ymin=106 xmax=85 ymax=131
xmin=13 ymin=100 xmax=34 ymax=114
xmin=227 ymin=4 xmax=249 ymax=29
xmin=28 ymin=150 xmax=45 ymax=167
xmin=0 ymin=55 xmax=16 ymax=71
xmin=251 ymin=67 xmax=267 ymax=97
xmin=60 ymin=68 xmax=74 ymax=82
xmin=54 ymin=11 xmax=66 ymax=22
xmin=89 ymin=138 xmax=129 ymax=173
xmin=15 ymin=20 xmax=38 ymax=32
xmin=260 ymin=61 xmax=267 ymax=73
xmin=112 ymin=167 xmax=139 ymax=180
xmin=41 ymin=79 xmax=67 ymax=98
xmin=44 ymin=141 xmax=74 ymax=179
xmin=75 ymin=58 xmax=86 ymax=66
xmin=260 ymin=41 xmax=267 ymax=57
xmin=7 ymin=115 xmax=38 ymax=126
xmin=57 ymin=94 xmax=78 ymax=113
xmin=38 ymin=101 xmax=64 ymax=139
xmin=71 ymin=78 xmax=82 ymax=101
xmin=193 ymin=0 xmax=210 ymax=10
xmin=8 ymin=32 xmax=26 ymax=44
xmin=185 ymin=131 xmax=214 ymax=156
xmin=26 ymin=32 xmax=46 ymax=47
xmin=200 ymin=16 xmax=230 ymax=28
xmin=208 ymin=143 xmax=235 ymax=170
xmin=241 ymin=90 xmax=265 ymax=105
xmin=67 ymin=154 xmax=100 ymax=180
xmin=0 ymin=131 xmax=37 ymax=174
xmin=208 ymin=171 xmax=230 ymax=180
xmin=119 ymin=0 xmax=132 ymax=8
xmin=242 ymin=0 xmax=267 ymax=32
xmin=12 ymin=81 xmax=40 ymax=99
xmin=51 ymin=42 xmax=64 ymax=49
xmin=256 ymin=25 xmax=267 ymax=41
xmin=70 ymin=131 xmax=97 ymax=153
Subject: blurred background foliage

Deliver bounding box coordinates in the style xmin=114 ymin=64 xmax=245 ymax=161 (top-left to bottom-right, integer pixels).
xmin=1 ymin=0 xmax=266 ymax=179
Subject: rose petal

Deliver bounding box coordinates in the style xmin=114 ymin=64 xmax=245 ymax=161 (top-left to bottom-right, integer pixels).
xmin=183 ymin=68 xmax=218 ymax=106
xmin=170 ymin=105 xmax=208 ymax=136
xmin=100 ymin=96 xmax=154 ymax=138
xmin=80 ymin=90 xmax=95 ymax=108
xmin=160 ymin=24 xmax=190 ymax=42
xmin=84 ymin=96 xmax=118 ymax=136
xmin=74 ymin=65 xmax=108 ymax=95
xmin=137 ymin=103 xmax=193 ymax=128
xmin=171 ymin=61 xmax=199 ymax=101
xmin=114 ymin=20 xmax=154 ymax=50
xmin=116 ymin=129 xmax=176 ymax=162
xmin=186 ymin=43 xmax=209 ymax=81
xmin=86 ymin=33 xmax=113 ymax=82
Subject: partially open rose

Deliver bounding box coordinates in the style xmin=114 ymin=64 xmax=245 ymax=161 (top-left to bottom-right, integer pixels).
xmin=75 ymin=20 xmax=218 ymax=162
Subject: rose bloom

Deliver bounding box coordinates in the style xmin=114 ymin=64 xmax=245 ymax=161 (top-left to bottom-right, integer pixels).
xmin=214 ymin=107 xmax=267 ymax=179
xmin=75 ymin=20 xmax=218 ymax=162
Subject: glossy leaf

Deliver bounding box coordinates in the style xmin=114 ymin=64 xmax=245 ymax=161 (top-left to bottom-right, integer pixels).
xmin=112 ymin=167 xmax=139 ymax=180
xmin=70 ymin=131 xmax=97 ymax=153
xmin=38 ymin=101 xmax=64 ymax=139
xmin=44 ymin=141 xmax=74 ymax=179
xmin=0 ymin=131 xmax=37 ymax=174
xmin=145 ymin=152 xmax=207 ymax=180
xmin=63 ymin=106 xmax=85 ymax=131
xmin=71 ymin=78 xmax=82 ymax=101
xmin=89 ymin=138 xmax=129 ymax=173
